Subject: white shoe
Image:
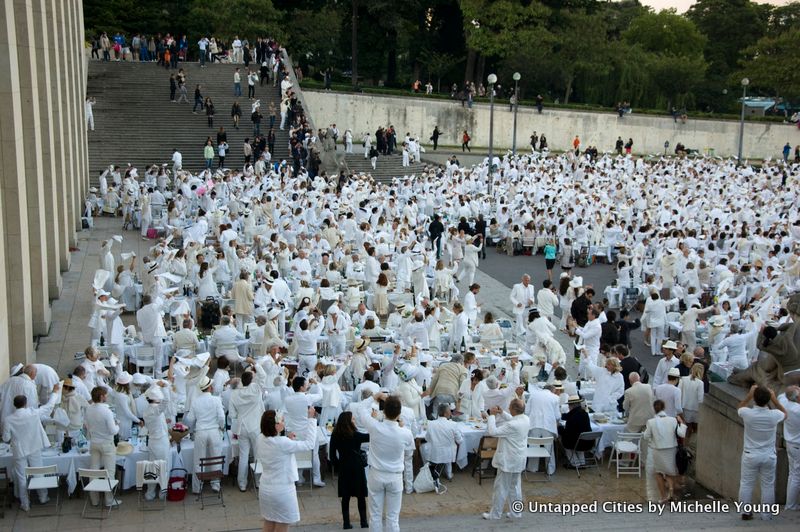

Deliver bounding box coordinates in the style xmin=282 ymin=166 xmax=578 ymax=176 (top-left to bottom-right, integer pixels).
xmin=20 ymin=504 xmax=30 ymax=512
xmin=506 ymin=512 xmax=522 ymax=519
xmin=211 ymin=484 xmax=221 ymax=493
xmin=482 ymin=512 xmax=500 ymax=520
xmin=106 ymin=499 xmax=122 ymax=508
xmin=313 ymin=480 xmax=326 ymax=487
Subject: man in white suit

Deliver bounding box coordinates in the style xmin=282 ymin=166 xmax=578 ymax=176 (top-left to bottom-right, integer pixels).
xmin=510 ymin=275 xmax=535 ymax=335
xmin=483 ymin=398 xmax=530 ymax=520
xmin=525 ymin=385 xmax=560 ymax=475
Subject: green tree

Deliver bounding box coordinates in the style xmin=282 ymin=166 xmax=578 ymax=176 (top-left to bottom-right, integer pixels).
xmin=185 ymin=0 xmax=285 ymax=42
xmin=624 ymin=10 xmax=706 ymax=57
xmin=461 ymin=0 xmax=550 ymax=59
xmin=418 ymin=50 xmax=457 ymax=92
xmin=287 ymin=6 xmax=343 ymax=73
xmin=736 ymin=29 xmax=800 ymax=99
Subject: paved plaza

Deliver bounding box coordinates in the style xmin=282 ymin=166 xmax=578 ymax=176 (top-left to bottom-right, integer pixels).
xmin=0 ymin=216 xmax=793 ymax=530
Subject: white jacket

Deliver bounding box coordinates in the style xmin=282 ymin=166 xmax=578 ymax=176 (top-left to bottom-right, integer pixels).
xmin=487 ymin=412 xmax=530 ymax=473
xmin=525 ymin=387 xmax=561 ymax=435
xmin=425 ymin=417 xmax=463 ymax=464
xmin=510 ymin=283 xmax=535 ymax=316
xmin=229 ymin=364 xmax=268 ymax=435
xmin=1 ymin=392 xmax=58 ymax=458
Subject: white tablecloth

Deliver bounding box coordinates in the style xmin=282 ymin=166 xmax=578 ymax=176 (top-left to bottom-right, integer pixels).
xmin=590 ymin=421 xmax=627 ymax=451
xmin=419 ymin=421 xmax=485 ymax=470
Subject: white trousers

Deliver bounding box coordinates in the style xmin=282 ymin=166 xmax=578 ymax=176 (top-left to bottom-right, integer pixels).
xmin=13 ymin=450 xmax=47 ymax=509
xmin=787 ymin=442 xmax=800 ymax=510
xmin=514 ymin=312 xmax=526 ymax=335
xmin=192 ymin=429 xmax=222 ymax=492
xmin=87 ymin=113 xmax=94 ymax=131
xmin=489 ymin=470 xmax=522 ymax=518
xmin=89 ymin=441 xmax=117 ymax=505
xmin=368 ymin=468 xmax=403 ymax=532
xmin=680 ymin=330 xmax=696 ymax=353
xmin=457 ymin=262 xmax=476 ymax=288
xmin=403 ymin=453 xmax=413 ymax=493
xmin=298 ymin=354 xmax=317 ymax=377
xmin=738 ymin=451 xmax=776 ymax=514
xmin=346 ymin=140 xmax=353 ymax=153
xmin=328 ymin=334 xmax=346 ymax=357
xmin=649 ymin=326 xmax=665 ymax=356
xmin=236 ymin=429 xmax=258 ymax=490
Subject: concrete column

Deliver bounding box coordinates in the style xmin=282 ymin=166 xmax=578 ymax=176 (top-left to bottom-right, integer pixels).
xmin=44 ymin=0 xmax=70 ymax=272
xmin=55 ymin=0 xmax=78 ymax=248
xmin=0 ymin=1 xmax=35 ymax=364
xmin=75 ymin=0 xmax=89 ymax=203
xmin=66 ymin=0 xmax=86 ymax=217
xmin=14 ymin=0 xmax=51 ymax=336
xmin=35 ymin=0 xmax=62 ymax=297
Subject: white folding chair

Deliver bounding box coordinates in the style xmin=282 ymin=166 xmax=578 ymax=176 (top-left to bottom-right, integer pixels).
xmin=78 ymin=468 xmax=119 ymax=519
xmin=249 ymin=461 xmax=262 ymax=493
xmin=295 ymin=450 xmax=314 ymax=492
xmin=666 ymin=312 xmax=681 ymax=339
xmin=135 ymin=346 xmax=157 ymax=377
xmin=524 ymin=436 xmax=554 ymax=482
xmin=24 ymin=465 xmax=60 ymax=516
xmin=607 ymin=432 xmax=642 ymax=478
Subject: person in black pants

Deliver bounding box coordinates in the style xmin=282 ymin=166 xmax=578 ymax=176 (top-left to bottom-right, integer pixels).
xmin=474 ymin=214 xmax=487 ymax=259
xmin=428 ymin=214 xmax=445 ymax=259
xmin=329 ymin=412 xmax=370 ymax=529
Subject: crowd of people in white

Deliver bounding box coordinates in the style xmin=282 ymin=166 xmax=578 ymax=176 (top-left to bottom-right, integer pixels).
xmin=2 ymin=147 xmax=800 ymax=528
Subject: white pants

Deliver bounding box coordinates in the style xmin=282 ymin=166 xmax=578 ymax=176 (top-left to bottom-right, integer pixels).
xmin=149 ymin=337 xmax=165 ymax=373
xmin=371 ymin=156 xmax=377 ymax=169
xmin=649 ymin=326 xmax=665 ymax=356
xmin=87 ymin=113 xmax=94 ymax=131
xmin=346 ymin=140 xmax=353 ymax=153
xmin=13 ymin=450 xmax=47 ymax=509
xmin=680 ymin=330 xmax=696 ymax=353
xmin=738 ymin=451 xmax=776 ymax=515
xmin=192 ymin=429 xmax=222 ymax=493
xmin=368 ymin=468 xmax=403 ymax=532
xmin=364 ymin=145 xmax=370 ymax=158
xmin=146 ymin=436 xmax=171 ymax=499
xmin=787 ymin=443 xmax=800 ymax=510
xmin=236 ymin=430 xmax=258 ymax=490
xmin=514 ymin=312 xmax=526 ymax=335
xmin=280 ymin=112 xmax=286 ymax=129
xmin=489 ymin=470 xmax=522 ymax=518
xmin=457 ymin=262 xmax=476 ymax=287
xmin=89 ymin=441 xmax=117 ymax=505
xmin=403 ymin=453 xmax=413 ymax=493
xmin=328 ymin=334 xmax=346 ymax=357
xmin=299 ymin=354 xmax=317 ymax=377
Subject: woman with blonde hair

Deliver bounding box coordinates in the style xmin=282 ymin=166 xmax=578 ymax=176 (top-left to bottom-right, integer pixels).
xmin=679 ymin=363 xmax=705 ymax=443
xmin=581 ymin=355 xmax=624 ymax=414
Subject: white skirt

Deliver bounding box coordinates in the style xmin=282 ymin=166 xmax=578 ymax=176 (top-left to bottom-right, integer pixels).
xmin=260 ymin=481 xmax=300 ymax=523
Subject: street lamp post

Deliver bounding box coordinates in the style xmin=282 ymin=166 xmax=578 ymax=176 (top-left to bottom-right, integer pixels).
xmin=512 ymin=72 xmax=521 ymax=156
xmin=737 ymin=78 xmax=749 ymax=162
xmin=487 ymin=73 xmax=497 ymax=194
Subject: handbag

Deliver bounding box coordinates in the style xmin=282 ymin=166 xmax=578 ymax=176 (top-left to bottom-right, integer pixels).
xmin=412 ymin=462 xmax=435 ymax=493
xmin=353 ymin=448 xmax=368 ymax=468
xmin=675 ymin=445 xmax=692 ymax=475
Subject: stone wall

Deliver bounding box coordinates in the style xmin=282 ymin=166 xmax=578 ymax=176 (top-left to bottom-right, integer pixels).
xmin=0 ymin=0 xmax=88 ymax=378
xmin=302 ymin=90 xmax=798 ymax=160
xmin=696 ymin=383 xmax=789 ymax=503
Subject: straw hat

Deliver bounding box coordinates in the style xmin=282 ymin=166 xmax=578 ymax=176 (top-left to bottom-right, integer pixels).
xmin=661 ymin=340 xmax=678 ymax=351
xmin=115 ymin=371 xmax=133 ymax=385
xmin=354 ymin=338 xmax=371 ymax=352
xmin=116 ymin=441 xmax=134 ymax=456
xmin=567 ymin=395 xmax=583 ymax=405
xmin=199 ymin=376 xmax=212 ymax=390
xmin=668 ymin=367 xmax=681 ymax=378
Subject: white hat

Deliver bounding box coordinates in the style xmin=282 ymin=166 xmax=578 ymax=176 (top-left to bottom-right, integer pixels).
xmin=567 ymin=395 xmax=583 ymax=405
xmin=354 ymin=337 xmax=371 ymax=352
xmin=132 ymin=373 xmax=149 ymax=386
xmin=115 ymin=371 xmax=133 ymax=385
xmin=662 ymin=340 xmax=678 ymax=351
xmin=668 ymin=367 xmax=681 ymax=378
xmin=709 ymin=316 xmax=727 ymax=327
xmin=145 ymin=386 xmax=164 ymax=402
xmin=569 ymin=276 xmax=583 ymax=288
xmin=89 ymin=187 xmax=98 ymax=193
xmin=10 ymin=363 xmax=24 ymax=376
xmin=267 ymin=308 xmax=281 ymax=320
xmin=199 ymin=376 xmax=212 ymax=390
xmin=560 ymin=272 xmax=570 ymax=279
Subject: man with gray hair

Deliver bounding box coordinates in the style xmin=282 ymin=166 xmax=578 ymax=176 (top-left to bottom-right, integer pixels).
xmin=779 ymin=386 xmax=800 ymax=510
xmin=482 ymin=398 xmax=529 ymax=520
xmin=482 ymin=375 xmax=522 ymax=412
xmin=623 ymin=371 xmax=655 ymax=432
xmin=425 ymin=403 xmax=463 ymax=485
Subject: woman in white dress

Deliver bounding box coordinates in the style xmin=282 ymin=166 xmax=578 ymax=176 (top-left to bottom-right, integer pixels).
xmin=142 ymin=384 xmax=171 ymax=500
xmin=679 ymin=363 xmax=705 ymax=444
xmin=109 ymin=372 xmax=141 ymax=441
xmin=373 ymin=273 xmax=390 ymax=318
xmin=256 ymin=410 xmax=317 ymax=531
xmin=197 ymin=261 xmax=219 ymax=300
xmin=456 ymin=369 xmax=486 ymax=419
xmin=643 ymin=400 xmax=687 ymax=503
xmin=557 ymin=274 xmax=574 ymax=332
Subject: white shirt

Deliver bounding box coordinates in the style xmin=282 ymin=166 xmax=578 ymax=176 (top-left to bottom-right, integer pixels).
xmin=654 ymin=383 xmax=683 ymax=417
xmin=536 ymin=288 xmax=559 ymax=317
xmin=487 ymin=412 xmax=530 ymax=473
xmin=362 ymin=415 xmax=414 ymax=473
xmin=652 ymin=356 xmax=680 ymax=386
xmin=525 ymin=387 xmax=560 ymax=435
xmin=256 ymin=421 xmax=316 ymax=485
xmin=85 ymin=402 xmax=119 ymax=444
xmin=294 ymin=320 xmax=325 ymax=355
xmin=778 ymin=395 xmax=800 ymax=445
xmin=137 ymin=301 xmax=167 ymax=342
xmin=229 ymin=365 xmax=268 ymax=435
xmin=510 ymin=283 xmax=535 ymax=315
xmin=679 ymin=377 xmax=704 ymax=412
xmin=1 ymin=392 xmax=58 ymax=458
xmin=738 ymin=405 xmax=785 ymax=453
xmin=186 ymin=392 xmax=225 ymax=432
xmin=425 ymin=417 xmax=463 ymax=464
xmin=283 ymin=390 xmax=323 ymax=434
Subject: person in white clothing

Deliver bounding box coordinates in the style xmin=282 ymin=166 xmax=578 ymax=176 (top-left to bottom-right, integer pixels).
xmin=536 ymin=280 xmax=560 ymax=324
xmin=679 ymin=363 xmax=705 ymax=443
xmin=425 ymin=404 xmax=463 ymax=484
xmin=84 ymin=386 xmax=120 ymax=507
xmin=652 ymin=341 xmax=681 ymax=386
xmin=641 ymin=292 xmax=679 ymax=356
xmin=141 ymin=383 xmax=172 ymax=500
xmin=654 ymin=368 xmax=683 ymax=418
xmin=510 ymin=275 xmax=535 ymax=334
xmin=525 ymin=385 xmax=560 ymax=475
xmin=85 ymin=97 xmax=96 ymax=131
xmin=185 ymin=376 xmax=225 ymax=494
xmin=482 ymin=399 xmax=530 ymax=520
xmin=294 ymin=312 xmax=325 ymax=377
xmin=572 ymin=307 xmax=602 ymax=374
xmin=737 ymin=385 xmax=786 ymax=520
xmin=229 ymin=359 xmax=268 ymax=491
xmin=362 ymin=395 xmax=415 ymax=532
xmin=136 ymin=294 xmax=169 ymax=373
xmin=447 ymin=302 xmax=469 ymax=352
xmin=284 ymin=376 xmax=325 ymax=487
xmin=1 ymin=382 xmax=60 ymax=511
xmin=462 ymin=283 xmax=480 ymax=325
xmin=778 ymin=387 xmax=800 ymax=511
xmin=256 ymin=409 xmax=317 ymax=530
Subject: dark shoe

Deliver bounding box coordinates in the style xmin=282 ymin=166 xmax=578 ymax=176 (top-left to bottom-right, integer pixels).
xmin=343 ymin=525 xmax=353 ymax=530
xmin=361 ymin=524 xmax=368 ymax=529
xmin=741 ymin=514 xmax=754 ymax=521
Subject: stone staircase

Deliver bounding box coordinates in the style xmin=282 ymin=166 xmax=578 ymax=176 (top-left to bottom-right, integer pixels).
xmin=86 ymin=61 xmax=291 ymax=181
xmin=342 ymin=153 xmax=426 ymax=183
